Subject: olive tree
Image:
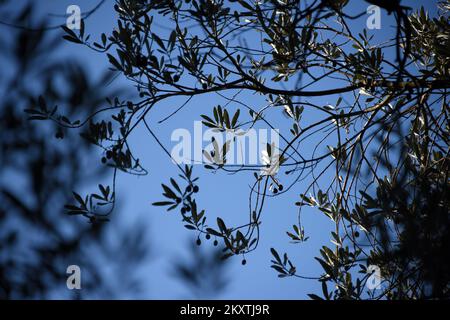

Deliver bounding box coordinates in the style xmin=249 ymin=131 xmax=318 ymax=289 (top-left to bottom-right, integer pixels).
xmin=29 ymin=0 xmax=450 ymax=299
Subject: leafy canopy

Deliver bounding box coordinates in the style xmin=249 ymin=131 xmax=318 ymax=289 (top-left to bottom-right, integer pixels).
xmin=28 ymin=0 xmax=450 ymax=299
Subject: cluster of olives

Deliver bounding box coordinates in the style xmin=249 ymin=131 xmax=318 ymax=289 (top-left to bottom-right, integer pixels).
xmin=272 ymin=183 xmax=284 ymax=194
xmin=180 ymin=184 xmax=199 ymax=214
xmin=187 ymin=182 xmax=246 ymax=266
xmin=196 ymin=233 xmax=247 ymax=265
xmin=196 ymin=233 xmax=218 ymax=247
xmin=185 ymin=185 xmax=199 ymax=193
xmin=101 ymin=149 xmax=114 ymax=164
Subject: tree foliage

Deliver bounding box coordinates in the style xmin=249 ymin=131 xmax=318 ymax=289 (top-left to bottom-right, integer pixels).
xmin=28 ymin=0 xmax=450 ymax=299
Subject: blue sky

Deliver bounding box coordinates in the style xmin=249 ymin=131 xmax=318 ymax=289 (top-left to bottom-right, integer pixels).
xmin=2 ymin=0 xmax=439 ymax=299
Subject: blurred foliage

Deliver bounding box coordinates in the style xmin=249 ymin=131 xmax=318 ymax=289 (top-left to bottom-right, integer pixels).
xmin=0 ymin=2 xmax=150 ymax=299
xmin=172 ymin=240 xmax=230 ymax=299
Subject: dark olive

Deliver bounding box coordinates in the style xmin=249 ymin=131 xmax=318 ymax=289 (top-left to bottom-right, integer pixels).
xmin=186 ymin=185 xmax=192 ymax=192
xmin=196 ymin=238 xmax=201 ymax=246
xmin=101 ymin=157 xmax=107 ymax=164
xmin=193 ymin=186 xmax=199 ymax=193
xmin=202 ymin=83 xmax=207 ymax=90
xmin=136 ymin=55 xmax=148 ymax=67
xmin=278 ymin=184 xmax=284 ymax=191
xmin=106 ymin=151 xmax=112 ymax=159
xmin=213 ymin=240 xmax=218 ymax=246
xmin=205 ymin=234 xmax=211 ymax=240
xmin=241 ymin=259 xmax=247 ymax=265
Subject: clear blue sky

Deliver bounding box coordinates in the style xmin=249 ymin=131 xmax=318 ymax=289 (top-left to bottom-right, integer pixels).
xmin=3 ymin=0 xmax=439 ymax=299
